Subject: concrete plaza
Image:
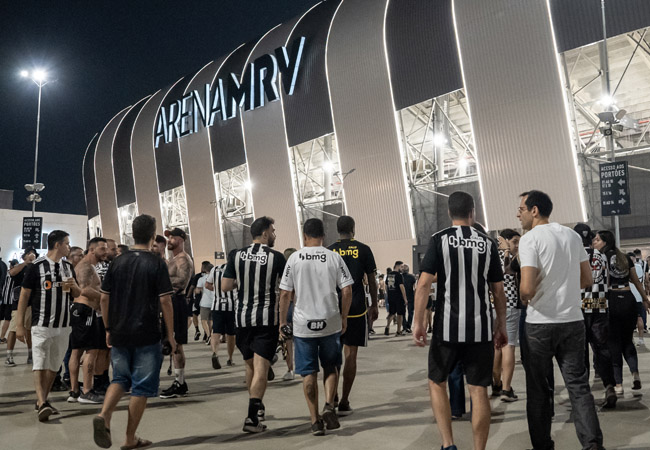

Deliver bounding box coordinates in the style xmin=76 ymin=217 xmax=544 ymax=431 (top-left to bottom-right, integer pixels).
xmin=1 ymin=319 xmax=649 ymax=450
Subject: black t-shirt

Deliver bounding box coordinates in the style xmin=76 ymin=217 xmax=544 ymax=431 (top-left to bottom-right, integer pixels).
xmin=11 ymin=265 xmax=29 ymax=310
xmin=100 ymin=249 xmax=174 ymax=347
xmin=385 ymin=270 xmax=404 ymax=304
xmin=607 ymin=253 xmax=635 ymax=289
xmin=186 ymin=273 xmax=202 ymax=299
xmin=328 ymin=239 xmax=377 ymax=316
xmin=402 ymin=272 xmax=416 ymax=303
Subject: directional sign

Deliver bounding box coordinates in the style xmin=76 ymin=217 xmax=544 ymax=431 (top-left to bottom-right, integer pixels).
xmin=22 ymin=217 xmax=43 ymax=249
xmin=600 ymin=161 xmax=631 ymax=216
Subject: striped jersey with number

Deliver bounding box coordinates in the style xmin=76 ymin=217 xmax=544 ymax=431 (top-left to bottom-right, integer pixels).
xmin=207 ymin=264 xmax=237 ymax=312
xmin=419 ymin=226 xmax=504 ymax=343
xmin=22 ymin=256 xmax=75 ymax=328
xmin=223 ymin=244 xmax=286 ymax=328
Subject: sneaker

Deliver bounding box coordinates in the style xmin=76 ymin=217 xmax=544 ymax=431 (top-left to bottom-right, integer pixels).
xmin=79 ymin=390 xmax=104 ymax=404
xmin=243 ymin=417 xmax=267 ymax=433
xmin=632 ymin=378 xmax=642 ymax=391
xmin=636 ymin=337 xmax=645 ymax=347
xmin=194 ymin=329 xmax=201 ymax=341
xmin=603 ymin=385 xmax=617 ymax=409
xmin=322 ymin=403 xmax=340 ymax=429
xmin=4 ymin=357 xmax=16 ymax=367
xmin=491 ymin=382 xmax=502 ymax=397
xmin=37 ymin=401 xmax=54 ymax=422
xmin=160 ymin=380 xmax=189 ymax=398
xmin=337 ymin=401 xmax=353 ymax=416
xmin=0 ymin=337 xmax=6 ymax=344
xmin=34 ymin=401 xmax=59 ymax=415
xmin=257 ymin=403 xmax=266 ymax=422
xmin=27 ymin=355 xmax=33 ymax=365
xmin=500 ymin=388 xmax=518 ymax=402
xmin=212 ymin=353 xmax=221 ymax=370
xmin=615 ymin=385 xmax=624 ymax=397
xmin=404 ymin=328 xmax=412 ymax=333
xmin=311 ymin=418 xmax=325 ymax=436
xmin=51 ymin=378 xmax=68 ymax=392
xmin=384 ymin=327 xmax=389 ymax=336
xmin=369 ymin=329 xmax=376 ymax=335
xmin=282 ymin=370 xmax=295 ymax=381
xmin=202 ymin=332 xmax=208 ymax=342
xmin=206 ymin=336 xmax=211 ymax=345
xmin=226 ymin=359 xmax=234 ymax=367
xmin=67 ymin=391 xmax=80 ymax=403
xmin=395 ymin=331 xmax=404 ymax=336
xmin=441 ymin=446 xmax=458 ymax=450
xmin=267 ymin=367 xmax=275 ymax=381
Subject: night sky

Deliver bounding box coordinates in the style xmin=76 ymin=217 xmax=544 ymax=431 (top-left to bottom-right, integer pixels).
xmin=0 ymin=0 xmax=320 ymax=216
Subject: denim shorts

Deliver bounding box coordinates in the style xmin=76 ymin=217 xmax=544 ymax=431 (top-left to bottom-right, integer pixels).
xmin=111 ymin=342 xmax=163 ymax=397
xmin=294 ymin=332 xmax=342 ymax=376
xmin=506 ymin=308 xmax=521 ymax=347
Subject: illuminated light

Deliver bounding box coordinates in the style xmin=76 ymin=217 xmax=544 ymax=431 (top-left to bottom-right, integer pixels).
xmin=33 ymin=70 xmax=46 ymax=82
xmin=433 ymin=133 xmax=448 ymax=147
xmin=322 ymin=161 xmax=335 ymax=173
xmin=20 ymin=70 xmax=29 ymax=78
xmin=243 ymin=180 xmax=252 ymax=191
xmin=458 ymin=158 xmax=469 ymax=170
xmin=599 ymin=95 xmax=615 ymax=108
xmin=121 ymin=210 xmax=129 ymax=218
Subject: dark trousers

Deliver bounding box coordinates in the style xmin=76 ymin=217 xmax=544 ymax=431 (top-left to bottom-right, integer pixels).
xmin=405 ymin=300 xmax=414 ymax=329
xmin=520 ymin=308 xmax=555 ymax=415
xmin=523 ymin=321 xmax=603 ymax=450
xmin=583 ymin=311 xmax=616 ymax=388
xmin=608 ymin=291 xmax=639 ymax=384
xmin=448 ymin=362 xmax=466 ymax=417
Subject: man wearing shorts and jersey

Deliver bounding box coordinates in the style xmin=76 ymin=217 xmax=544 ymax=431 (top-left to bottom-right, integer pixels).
xmin=206 ymin=263 xmax=236 ymax=369
xmin=68 ymin=237 xmax=108 ymax=404
xmin=16 ymin=230 xmax=81 ymax=422
xmin=280 ymin=218 xmax=353 ymax=435
xmin=385 ymin=261 xmax=407 ymax=336
xmin=328 ymin=215 xmax=378 ymax=416
xmin=222 ymin=216 xmax=286 ymax=433
xmin=413 ymin=192 xmax=507 ymax=450
xmin=159 ymin=228 xmax=194 ymax=398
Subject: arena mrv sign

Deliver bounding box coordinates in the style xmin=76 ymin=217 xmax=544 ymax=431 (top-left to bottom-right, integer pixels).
xmin=155 ymin=36 xmax=306 ymax=148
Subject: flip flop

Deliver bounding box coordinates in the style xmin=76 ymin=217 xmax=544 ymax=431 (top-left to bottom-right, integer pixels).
xmin=93 ymin=416 xmax=112 ymax=449
xmin=120 ymin=438 xmax=152 ymax=450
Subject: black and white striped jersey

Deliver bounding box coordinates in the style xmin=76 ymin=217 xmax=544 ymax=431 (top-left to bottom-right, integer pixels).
xmin=223 ymin=244 xmax=286 ymax=327
xmin=22 ymin=256 xmax=75 ymax=328
xmin=420 ymin=226 xmax=503 ymax=343
xmin=582 ymin=248 xmax=608 ymax=300
xmin=207 ymin=264 xmax=237 ymax=312
xmin=499 ymin=250 xmax=519 ymax=309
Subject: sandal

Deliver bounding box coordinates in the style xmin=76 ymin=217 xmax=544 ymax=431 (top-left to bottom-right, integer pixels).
xmin=120 ymin=437 xmax=152 ymax=450
xmin=93 ymin=416 xmax=112 ymax=449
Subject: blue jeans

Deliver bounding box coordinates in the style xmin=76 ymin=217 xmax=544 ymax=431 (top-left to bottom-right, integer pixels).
xmin=294 ymin=333 xmax=341 ymax=376
xmin=111 ymin=342 xmax=163 ymax=397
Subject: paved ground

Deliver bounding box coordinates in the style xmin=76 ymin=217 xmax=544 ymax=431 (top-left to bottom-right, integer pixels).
xmin=1 ymin=319 xmax=649 ymax=450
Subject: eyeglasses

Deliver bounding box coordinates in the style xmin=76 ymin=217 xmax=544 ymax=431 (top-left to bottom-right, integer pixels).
xmin=517 ymin=207 xmax=528 ymax=213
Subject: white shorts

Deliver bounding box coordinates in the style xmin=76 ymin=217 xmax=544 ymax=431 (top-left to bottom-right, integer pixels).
xmin=31 ymin=326 xmax=71 ymax=372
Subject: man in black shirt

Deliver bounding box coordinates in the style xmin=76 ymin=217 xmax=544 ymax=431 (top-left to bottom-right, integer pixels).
xmin=385 ymin=261 xmax=407 ymax=336
xmin=413 ymin=191 xmax=507 ymax=450
xmin=401 ymin=264 xmax=416 ymax=333
xmin=328 ymin=215 xmax=378 ymax=416
xmin=222 ymin=216 xmax=286 ymax=433
xmin=93 ymin=214 xmax=175 ymax=450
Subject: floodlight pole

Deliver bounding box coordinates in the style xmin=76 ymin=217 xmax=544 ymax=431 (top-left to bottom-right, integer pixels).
xmin=600 ymin=0 xmax=620 ymax=246
xmin=31 ymin=80 xmax=44 ymax=218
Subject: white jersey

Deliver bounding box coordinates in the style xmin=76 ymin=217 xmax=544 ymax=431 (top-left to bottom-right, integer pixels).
xmin=280 ymin=246 xmax=353 ymax=338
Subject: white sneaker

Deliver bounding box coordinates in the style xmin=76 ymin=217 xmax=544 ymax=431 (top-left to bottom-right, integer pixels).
xmin=636 ymin=337 xmax=645 ymax=347
xmin=282 ymin=370 xmax=295 ymax=381
xmin=615 ymin=385 xmax=624 ymax=397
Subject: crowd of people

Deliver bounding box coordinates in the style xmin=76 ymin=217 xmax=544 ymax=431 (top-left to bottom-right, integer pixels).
xmin=1 ymin=189 xmax=649 ymax=450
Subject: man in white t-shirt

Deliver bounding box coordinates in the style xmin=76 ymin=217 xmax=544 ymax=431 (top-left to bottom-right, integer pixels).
xmin=195 ymin=262 xmax=214 ymax=346
xmin=517 ymin=190 xmax=603 ymax=450
xmin=279 ymin=218 xmax=353 ymax=436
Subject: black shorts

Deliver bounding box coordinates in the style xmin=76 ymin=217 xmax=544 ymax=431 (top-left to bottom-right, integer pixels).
xmin=428 ymin=337 xmax=494 ymax=387
xmin=341 ymin=314 xmax=368 ymax=347
xmin=236 ymin=325 xmax=279 ymax=362
xmin=426 ymin=297 xmax=434 ymax=311
xmin=93 ymin=312 xmax=109 ymax=350
xmin=70 ymin=303 xmax=100 ymax=350
xmin=0 ymin=303 xmax=12 ymax=321
xmin=212 ymin=310 xmax=236 ymax=336
xmin=388 ymin=299 xmax=405 ymax=316
xmin=172 ymin=293 xmax=188 ymax=345
xmin=192 ymin=296 xmax=201 ymax=315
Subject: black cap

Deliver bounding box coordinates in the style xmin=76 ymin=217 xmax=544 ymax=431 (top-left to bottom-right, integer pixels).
xmin=164 ymin=227 xmax=187 ymax=241
xmin=22 ymin=247 xmax=38 ymax=259
xmin=573 ymin=223 xmax=594 ymax=241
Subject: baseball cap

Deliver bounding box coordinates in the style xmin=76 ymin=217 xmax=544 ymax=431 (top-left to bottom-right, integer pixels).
xmin=164 ymin=228 xmax=187 ymax=240
xmin=22 ymin=247 xmax=39 ymax=259
xmin=573 ymin=223 xmax=594 ymax=241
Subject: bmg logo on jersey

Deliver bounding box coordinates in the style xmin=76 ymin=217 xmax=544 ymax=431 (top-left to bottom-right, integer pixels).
xmin=240 ymin=251 xmax=268 ymax=265
xmin=299 ymin=252 xmax=327 ymax=262
xmin=307 ymin=320 xmax=327 ymax=331
xmin=448 ymin=235 xmax=487 ymax=253
xmin=333 ymin=248 xmax=358 ymax=259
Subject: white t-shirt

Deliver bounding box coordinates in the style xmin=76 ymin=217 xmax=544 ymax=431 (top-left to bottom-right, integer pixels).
xmin=280 ymin=246 xmax=354 ymax=338
xmin=197 ymin=274 xmax=214 ymax=309
xmin=519 ymin=223 xmax=588 ymax=324
xmin=630 ymin=263 xmax=644 ymax=303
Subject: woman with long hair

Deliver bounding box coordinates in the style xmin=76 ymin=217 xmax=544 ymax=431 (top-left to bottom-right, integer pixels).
xmin=593 ymin=230 xmax=649 ymax=396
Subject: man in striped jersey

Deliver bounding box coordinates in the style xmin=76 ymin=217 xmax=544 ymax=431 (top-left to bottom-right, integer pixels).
xmin=222 ymin=216 xmax=286 ymax=433
xmin=413 ymin=192 xmax=507 ymax=450
xmin=16 ymin=230 xmax=81 ymax=422
xmin=206 ymin=262 xmax=236 ymax=369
